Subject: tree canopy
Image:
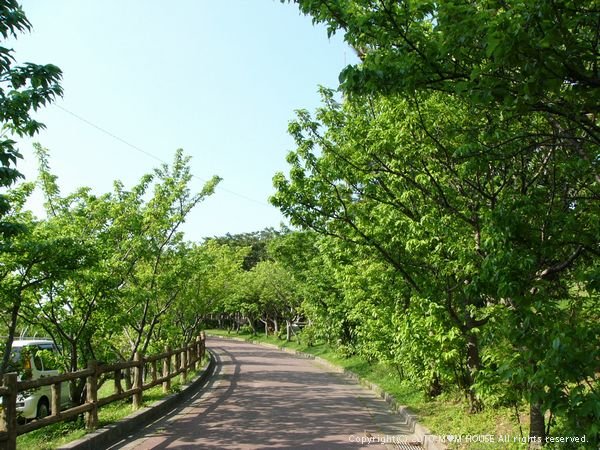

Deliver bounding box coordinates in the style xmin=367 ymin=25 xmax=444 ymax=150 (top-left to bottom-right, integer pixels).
xmin=271 ymin=0 xmax=599 ymax=443
xmin=0 ymin=0 xmax=62 ymax=236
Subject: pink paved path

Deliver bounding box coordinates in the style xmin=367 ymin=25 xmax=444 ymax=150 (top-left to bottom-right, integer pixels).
xmin=112 ymin=338 xmax=419 ymax=449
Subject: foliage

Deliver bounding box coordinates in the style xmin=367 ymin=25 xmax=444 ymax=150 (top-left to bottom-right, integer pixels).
xmin=0 ymin=0 xmax=62 ymax=236
xmin=6 ymin=147 xmax=220 ymax=404
xmin=1 ymin=0 xmax=597 ymax=445
xmin=271 ymin=0 xmax=599 ymax=443
xmin=210 ymin=228 xmax=282 ymax=270
xmin=287 ymin=0 xmax=599 ymax=156
xmin=0 ymin=0 xmax=64 ymax=377
xmin=0 ymin=181 xmax=90 ymax=377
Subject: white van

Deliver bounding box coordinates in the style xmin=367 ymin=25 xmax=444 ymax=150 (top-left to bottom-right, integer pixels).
xmin=2 ymin=339 xmax=70 ymax=420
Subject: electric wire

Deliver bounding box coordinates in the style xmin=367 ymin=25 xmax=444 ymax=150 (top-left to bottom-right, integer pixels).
xmin=53 ymin=104 xmax=273 ymax=208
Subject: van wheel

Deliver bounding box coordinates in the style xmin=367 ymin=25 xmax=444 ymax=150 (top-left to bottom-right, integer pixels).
xmin=36 ymin=399 xmax=50 ymax=420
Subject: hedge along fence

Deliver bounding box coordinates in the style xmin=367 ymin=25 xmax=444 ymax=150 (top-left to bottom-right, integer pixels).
xmin=0 ymin=332 xmax=206 ymax=450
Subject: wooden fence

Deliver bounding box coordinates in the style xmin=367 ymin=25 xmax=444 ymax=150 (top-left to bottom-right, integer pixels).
xmin=0 ymin=333 xmax=206 ymax=450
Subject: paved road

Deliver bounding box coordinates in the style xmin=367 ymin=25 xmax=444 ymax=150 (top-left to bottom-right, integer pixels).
xmin=112 ymin=338 xmax=420 ymax=449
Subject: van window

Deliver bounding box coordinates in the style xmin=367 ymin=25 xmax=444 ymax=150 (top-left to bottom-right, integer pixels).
xmin=19 ymin=345 xmax=44 ymax=371
xmin=15 ymin=347 xmax=33 ymax=380
xmin=35 ymin=345 xmax=60 ymax=371
xmin=33 ymin=354 xmax=43 ymax=371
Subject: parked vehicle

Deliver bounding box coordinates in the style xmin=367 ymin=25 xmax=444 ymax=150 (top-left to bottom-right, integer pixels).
xmin=1 ymin=339 xmax=70 ymax=420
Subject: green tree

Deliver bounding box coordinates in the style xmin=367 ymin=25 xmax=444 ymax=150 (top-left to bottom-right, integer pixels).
xmin=287 ymin=0 xmax=599 ymax=159
xmin=252 ymin=260 xmax=302 ymax=341
xmin=0 ymin=183 xmax=90 ymax=377
xmin=195 ymin=240 xmax=249 ymax=331
xmin=159 ymin=241 xmax=247 ymax=347
xmin=211 ymin=228 xmax=282 ymax=270
xmin=277 ymin=1 xmax=599 ymax=441
xmin=267 ymin=231 xmax=346 ymax=346
xmin=117 ymin=150 xmax=220 ymax=358
xmin=19 ymin=147 xmax=220 ymax=402
xmin=272 ymin=88 xmax=599 ymax=439
xmin=0 ymin=0 xmax=63 ymax=379
xmin=19 ymin=146 xmax=148 ymax=401
xmin=0 ymin=0 xmax=62 ymax=235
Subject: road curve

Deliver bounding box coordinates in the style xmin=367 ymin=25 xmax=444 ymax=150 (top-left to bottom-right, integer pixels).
xmin=112 ymin=338 xmax=420 ymax=449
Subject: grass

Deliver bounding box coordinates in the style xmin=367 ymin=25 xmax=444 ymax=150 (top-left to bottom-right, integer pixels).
xmin=16 ymin=358 xmax=209 ymax=450
xmin=206 ymin=328 xmax=532 ymax=450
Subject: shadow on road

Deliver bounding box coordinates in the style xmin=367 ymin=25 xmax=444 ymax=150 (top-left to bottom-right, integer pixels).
xmin=115 ymin=339 xmax=417 ymax=449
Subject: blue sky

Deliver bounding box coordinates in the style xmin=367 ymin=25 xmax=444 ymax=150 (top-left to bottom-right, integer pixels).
xmin=10 ymin=1 xmax=356 ymax=241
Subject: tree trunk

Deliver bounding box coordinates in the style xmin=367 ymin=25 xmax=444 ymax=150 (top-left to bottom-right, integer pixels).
xmin=529 ymin=400 xmax=545 ymax=448
xmin=427 ymin=372 xmax=442 ymax=398
xmin=465 ymin=332 xmax=483 ymax=412
xmin=286 ymin=321 xmax=291 ymax=342
xmin=290 ymin=323 xmax=301 ymax=346
xmin=0 ymin=294 xmax=22 ymax=377
xmin=259 ymin=318 xmax=268 ymax=336
xmin=246 ymin=316 xmax=255 ymax=335
xmin=68 ymin=342 xmax=87 ymax=405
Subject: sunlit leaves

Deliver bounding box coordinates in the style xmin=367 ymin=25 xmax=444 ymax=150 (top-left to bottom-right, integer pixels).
xmin=0 ymin=1 xmax=62 ymax=235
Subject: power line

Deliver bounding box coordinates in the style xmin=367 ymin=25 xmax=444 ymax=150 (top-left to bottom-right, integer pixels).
xmin=53 ymin=104 xmax=273 ymax=208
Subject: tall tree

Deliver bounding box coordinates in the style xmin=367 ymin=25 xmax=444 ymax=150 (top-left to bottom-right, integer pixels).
xmin=118 ymin=150 xmax=220 ymax=357
xmin=272 ymin=88 xmax=599 ymax=438
xmin=0 ymin=183 xmax=90 ymax=377
xmin=19 ymin=148 xmax=220 ymax=402
xmin=0 ymin=0 xmax=62 ymax=236
xmin=211 ymin=228 xmax=282 ymax=270
xmin=287 ymin=0 xmax=599 ymax=154
xmin=277 ymin=1 xmax=599 ymax=441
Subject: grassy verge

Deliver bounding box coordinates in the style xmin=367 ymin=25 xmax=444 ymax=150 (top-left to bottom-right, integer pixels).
xmin=206 ymin=328 xmax=531 ymax=450
xmin=16 ymin=357 xmax=209 ymax=450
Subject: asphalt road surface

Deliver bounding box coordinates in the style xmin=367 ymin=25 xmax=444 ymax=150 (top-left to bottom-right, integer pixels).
xmin=112 ymin=338 xmax=421 ymax=449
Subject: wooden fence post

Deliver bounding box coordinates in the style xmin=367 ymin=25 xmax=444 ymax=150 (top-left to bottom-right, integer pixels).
xmin=195 ymin=335 xmax=202 ymax=366
xmin=132 ymin=352 xmax=143 ymax=409
xmin=51 ymin=381 xmax=61 ymax=417
xmin=188 ymin=344 xmax=194 ymax=372
xmin=181 ymin=347 xmax=188 ymax=383
xmin=175 ymin=351 xmax=181 ymax=377
xmin=163 ymin=345 xmax=171 ymax=394
xmin=1 ymin=373 xmax=18 ymax=450
xmin=85 ymin=360 xmax=99 ymax=430
xmin=151 ymin=359 xmax=157 ymax=384
xmin=162 ymin=346 xmax=171 ymax=393
xmin=200 ymin=331 xmax=206 ymax=359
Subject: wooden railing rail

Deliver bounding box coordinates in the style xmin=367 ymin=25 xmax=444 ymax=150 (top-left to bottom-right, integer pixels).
xmin=0 ymin=332 xmax=206 ymax=450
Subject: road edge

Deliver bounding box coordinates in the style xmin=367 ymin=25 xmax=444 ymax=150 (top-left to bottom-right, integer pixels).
xmin=57 ymin=352 xmax=216 ymax=450
xmin=208 ymin=334 xmax=446 ymax=450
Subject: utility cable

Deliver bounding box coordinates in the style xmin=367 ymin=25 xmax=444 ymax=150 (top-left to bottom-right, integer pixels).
xmin=53 ymin=104 xmax=273 ymax=208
